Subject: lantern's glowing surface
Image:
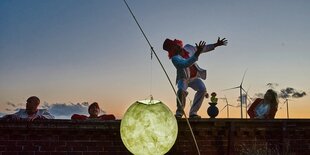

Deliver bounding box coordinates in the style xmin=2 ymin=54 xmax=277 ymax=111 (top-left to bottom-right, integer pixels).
xmin=120 ymin=100 xmax=178 ymax=155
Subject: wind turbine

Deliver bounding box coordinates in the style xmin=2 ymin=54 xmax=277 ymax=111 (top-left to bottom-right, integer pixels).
xmin=283 ymin=98 xmax=294 ymax=119
xmin=219 ymin=96 xmax=235 ymax=118
xmin=223 ymin=70 xmax=247 ymax=119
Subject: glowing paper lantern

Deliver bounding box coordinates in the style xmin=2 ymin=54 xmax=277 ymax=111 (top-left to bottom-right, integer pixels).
xmin=120 ymin=100 xmax=178 ymax=155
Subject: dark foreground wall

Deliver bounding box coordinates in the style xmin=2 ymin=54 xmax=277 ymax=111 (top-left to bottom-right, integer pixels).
xmin=0 ymin=119 xmax=309 ymax=155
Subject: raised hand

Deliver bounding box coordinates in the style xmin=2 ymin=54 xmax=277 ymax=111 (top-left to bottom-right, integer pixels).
xmin=215 ymin=37 xmax=228 ymax=47
xmin=194 ymin=41 xmax=206 ymax=57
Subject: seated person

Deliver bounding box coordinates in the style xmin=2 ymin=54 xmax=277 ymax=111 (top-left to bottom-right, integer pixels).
xmin=2 ymin=96 xmax=54 ymax=121
xmin=247 ymin=89 xmax=279 ymax=119
xmin=71 ymin=102 xmax=115 ymax=120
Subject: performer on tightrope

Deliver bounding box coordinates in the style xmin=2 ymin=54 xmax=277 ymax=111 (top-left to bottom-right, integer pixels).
xmin=163 ymin=37 xmax=227 ymax=118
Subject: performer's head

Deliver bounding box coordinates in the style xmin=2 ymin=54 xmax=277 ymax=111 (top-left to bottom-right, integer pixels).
xmin=163 ymin=38 xmax=183 ymax=59
xmin=26 ymin=96 xmax=40 ymax=115
xmin=88 ymin=102 xmax=100 ymax=118
xmin=264 ymin=89 xmax=279 ymax=109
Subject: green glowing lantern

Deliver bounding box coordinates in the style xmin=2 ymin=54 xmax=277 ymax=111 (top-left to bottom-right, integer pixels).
xmin=120 ymin=100 xmax=178 ymax=155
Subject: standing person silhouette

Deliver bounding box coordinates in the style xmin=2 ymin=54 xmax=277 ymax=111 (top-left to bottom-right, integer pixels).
xmin=163 ymin=37 xmax=227 ymax=118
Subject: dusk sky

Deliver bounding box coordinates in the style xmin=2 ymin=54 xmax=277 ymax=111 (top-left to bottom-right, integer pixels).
xmin=1 ymin=0 xmax=309 ymax=119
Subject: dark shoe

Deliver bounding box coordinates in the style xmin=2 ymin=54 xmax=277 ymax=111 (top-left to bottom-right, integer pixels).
xmin=189 ymin=115 xmax=201 ymax=119
xmin=175 ymin=114 xmax=182 ymax=119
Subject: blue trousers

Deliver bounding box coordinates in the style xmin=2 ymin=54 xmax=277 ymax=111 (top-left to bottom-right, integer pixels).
xmin=176 ymin=78 xmax=206 ymax=116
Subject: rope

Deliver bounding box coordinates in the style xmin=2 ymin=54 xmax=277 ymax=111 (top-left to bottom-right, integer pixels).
xmin=150 ymin=48 xmax=153 ymax=97
xmin=123 ymin=0 xmax=201 ymax=154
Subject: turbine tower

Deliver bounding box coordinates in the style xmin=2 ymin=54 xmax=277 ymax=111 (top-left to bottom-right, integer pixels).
xmin=220 ymin=96 xmax=235 ymax=118
xmin=224 ymin=70 xmax=247 ymax=119
xmin=284 ymin=98 xmax=292 ymax=119
xmin=242 ymin=87 xmax=252 ymax=119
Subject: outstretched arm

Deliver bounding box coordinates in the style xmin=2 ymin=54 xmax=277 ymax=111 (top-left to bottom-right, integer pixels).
xmin=185 ymin=37 xmax=228 ymax=54
xmin=214 ymin=37 xmax=228 ymax=47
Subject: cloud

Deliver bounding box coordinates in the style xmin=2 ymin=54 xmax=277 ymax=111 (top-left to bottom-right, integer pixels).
xmin=0 ymin=112 xmax=6 ymax=117
xmin=1 ymin=101 xmax=106 ymax=119
xmin=42 ymin=102 xmax=106 ymax=119
xmin=254 ymin=93 xmax=264 ymax=98
xmin=278 ymin=87 xmax=307 ymax=99
xmin=292 ymin=91 xmax=307 ymax=98
xmin=252 ymin=84 xmax=307 ymax=101
xmin=44 ymin=102 xmax=89 ymax=119
xmin=6 ymin=102 xmax=16 ymax=108
xmin=4 ymin=102 xmax=23 ymax=112
xmin=5 ymin=102 xmax=24 ymax=111
xmin=266 ymin=83 xmax=279 ymax=89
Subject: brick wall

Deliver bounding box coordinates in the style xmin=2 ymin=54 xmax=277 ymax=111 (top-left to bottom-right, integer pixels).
xmin=0 ymin=119 xmax=309 ymax=155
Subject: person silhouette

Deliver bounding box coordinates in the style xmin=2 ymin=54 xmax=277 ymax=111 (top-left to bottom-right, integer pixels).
xmin=71 ymin=102 xmax=115 ymax=120
xmin=2 ymin=96 xmax=54 ymax=121
xmin=248 ymin=89 xmax=279 ymax=119
xmin=163 ymin=37 xmax=227 ymax=118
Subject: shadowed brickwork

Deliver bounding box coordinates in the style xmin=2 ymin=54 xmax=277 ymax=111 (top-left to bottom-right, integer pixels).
xmin=0 ymin=119 xmax=309 ymax=155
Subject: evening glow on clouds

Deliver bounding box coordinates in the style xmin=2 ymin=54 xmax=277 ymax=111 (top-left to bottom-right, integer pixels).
xmin=0 ymin=0 xmax=309 ymax=119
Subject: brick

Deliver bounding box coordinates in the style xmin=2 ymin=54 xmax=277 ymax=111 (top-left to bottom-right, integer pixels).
xmin=65 ymin=142 xmax=81 ymax=147
xmin=67 ymin=152 xmax=82 ymax=155
xmin=79 ymin=142 xmax=98 ymax=146
xmin=49 ymin=142 xmax=66 ymax=147
xmin=32 ymin=141 xmax=50 ymax=147
xmin=72 ymin=146 xmax=87 ymax=151
xmin=18 ymin=152 xmax=35 ymax=155
xmin=27 ymin=135 xmax=48 ymax=141
xmin=16 ymin=141 xmax=33 ymax=146
xmin=0 ymin=140 xmax=16 ymax=146
xmin=0 ymin=146 xmax=5 ymax=151
xmin=87 ymin=146 xmax=104 ymax=151
xmin=9 ymin=135 xmax=25 ymax=141
xmin=35 ymin=152 xmax=51 ymax=155
xmin=0 ymin=135 xmax=9 ymax=140
xmin=38 ymin=146 xmax=55 ymax=151
xmin=82 ymin=152 xmax=100 ymax=155
xmin=55 ymin=146 xmax=72 ymax=151
xmin=6 ymin=146 xmax=23 ymax=151
xmin=49 ymin=152 xmax=67 ymax=155
xmin=22 ymin=146 xmax=39 ymax=151
xmin=110 ymin=152 xmax=132 ymax=155
xmin=92 ymin=141 xmax=111 ymax=147
xmin=2 ymin=152 xmax=18 ymax=155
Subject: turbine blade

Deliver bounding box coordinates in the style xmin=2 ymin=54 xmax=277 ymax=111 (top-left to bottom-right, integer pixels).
xmin=223 ymin=86 xmax=240 ymax=91
xmin=246 ymin=86 xmax=251 ymax=93
xmin=220 ymin=105 xmax=227 ymax=111
xmin=240 ymin=69 xmax=248 ymax=86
